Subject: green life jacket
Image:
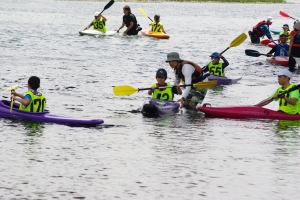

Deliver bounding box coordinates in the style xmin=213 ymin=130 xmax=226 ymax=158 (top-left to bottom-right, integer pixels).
xmin=152 ymin=83 xmax=173 ymax=101
xmin=275 ymin=84 xmax=300 ymax=114
xmin=207 ymin=62 xmax=225 ymax=77
xmin=151 ymin=22 xmax=163 ymax=33
xmin=93 ymin=18 xmax=107 ymax=33
xmin=19 ymin=90 xmax=46 ymax=112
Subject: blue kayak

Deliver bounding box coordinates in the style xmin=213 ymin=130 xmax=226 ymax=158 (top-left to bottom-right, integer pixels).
xmin=0 ymin=100 xmax=104 ymax=126
xmin=270 ymin=30 xmax=281 ymax=35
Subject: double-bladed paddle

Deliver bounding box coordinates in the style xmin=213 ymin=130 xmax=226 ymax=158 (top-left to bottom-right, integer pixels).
xmin=255 ymin=84 xmax=300 ymax=106
xmin=245 ymin=49 xmax=268 ymax=57
xmin=113 ymin=80 xmax=218 ymax=96
xmin=138 ymin=8 xmax=153 ymax=22
xmin=100 ymin=0 xmax=115 ymax=15
xmin=279 ymin=10 xmax=297 ymax=20
xmin=7 ymin=84 xmax=18 ymax=113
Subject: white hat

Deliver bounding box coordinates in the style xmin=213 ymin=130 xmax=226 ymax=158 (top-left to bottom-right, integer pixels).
xmin=274 ymin=69 xmax=292 ymax=78
xmin=267 ymin=16 xmax=274 ymax=22
xmin=94 ymin=12 xmax=100 ymax=17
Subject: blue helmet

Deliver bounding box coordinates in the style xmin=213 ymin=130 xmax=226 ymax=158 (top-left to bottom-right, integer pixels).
xmin=210 ymin=52 xmax=219 ymax=58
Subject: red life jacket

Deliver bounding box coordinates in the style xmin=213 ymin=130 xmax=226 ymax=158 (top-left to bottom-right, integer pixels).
xmin=294 ymin=30 xmax=300 ymax=45
xmin=175 ymin=61 xmax=203 ymax=84
xmin=253 ymin=20 xmax=268 ymax=37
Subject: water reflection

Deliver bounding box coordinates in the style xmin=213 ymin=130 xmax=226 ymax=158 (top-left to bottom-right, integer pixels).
xmin=21 ymin=121 xmax=44 ymax=137
xmin=276 ymin=120 xmax=300 ymax=138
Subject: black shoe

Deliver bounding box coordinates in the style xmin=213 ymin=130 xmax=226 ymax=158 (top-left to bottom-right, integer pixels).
xmin=289 ymin=68 xmax=296 ymax=72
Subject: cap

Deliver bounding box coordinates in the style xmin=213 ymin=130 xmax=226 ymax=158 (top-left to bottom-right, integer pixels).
xmin=165 ymin=52 xmax=182 ymax=62
xmin=156 ymin=68 xmax=167 ymax=78
xmin=282 ymin=24 xmax=289 ymax=28
xmin=279 ymin=33 xmax=287 ymax=37
xmin=94 ymin=12 xmax=100 ymax=17
xmin=267 ymin=16 xmax=274 ymax=22
xmin=210 ymin=52 xmax=219 ymax=58
xmin=274 ymin=69 xmax=292 ymax=78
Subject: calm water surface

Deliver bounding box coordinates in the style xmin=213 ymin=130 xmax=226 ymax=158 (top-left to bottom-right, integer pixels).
xmin=0 ymin=0 xmax=300 ymax=199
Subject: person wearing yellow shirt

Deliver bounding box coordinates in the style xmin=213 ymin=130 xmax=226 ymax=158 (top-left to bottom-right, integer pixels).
xmin=84 ymin=11 xmax=107 ymax=33
xmin=149 ymin=15 xmax=166 ymax=34
xmin=255 ymin=69 xmax=300 ymax=114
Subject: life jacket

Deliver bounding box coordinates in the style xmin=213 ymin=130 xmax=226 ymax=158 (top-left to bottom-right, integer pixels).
xmin=276 ymin=84 xmax=300 ymax=114
xmin=151 ymin=22 xmax=163 ymax=33
xmin=175 ymin=61 xmax=203 ymax=84
xmin=279 ymin=31 xmax=291 ymax=42
xmin=207 ymin=62 xmax=224 ymax=77
xmin=253 ymin=20 xmax=268 ymax=37
xmin=93 ymin=18 xmax=107 ymax=33
xmin=19 ymin=90 xmax=46 ymax=112
xmin=274 ymin=43 xmax=289 ymax=56
xmin=294 ymin=30 xmax=300 ymax=45
xmin=151 ymin=83 xmax=173 ymax=101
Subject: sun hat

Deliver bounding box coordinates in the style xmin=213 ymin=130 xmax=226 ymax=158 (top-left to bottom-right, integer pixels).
xmin=282 ymin=24 xmax=289 ymax=28
xmin=274 ymin=69 xmax=292 ymax=78
xmin=267 ymin=16 xmax=274 ymax=22
xmin=94 ymin=12 xmax=100 ymax=17
xmin=210 ymin=52 xmax=219 ymax=58
xmin=165 ymin=52 xmax=183 ymax=62
xmin=156 ymin=68 xmax=167 ymax=78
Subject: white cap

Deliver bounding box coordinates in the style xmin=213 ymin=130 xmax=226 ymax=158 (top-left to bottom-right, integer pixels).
xmin=94 ymin=12 xmax=100 ymax=17
xmin=274 ymin=69 xmax=292 ymax=78
xmin=267 ymin=16 xmax=274 ymax=22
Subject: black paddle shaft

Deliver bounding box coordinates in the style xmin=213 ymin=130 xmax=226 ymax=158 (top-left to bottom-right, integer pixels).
xmin=100 ymin=0 xmax=115 ymax=14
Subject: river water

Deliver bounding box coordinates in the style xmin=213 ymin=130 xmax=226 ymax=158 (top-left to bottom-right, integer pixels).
xmin=1 ymin=0 xmax=300 ymax=199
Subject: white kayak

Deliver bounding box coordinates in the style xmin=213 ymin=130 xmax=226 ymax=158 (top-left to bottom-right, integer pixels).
xmin=79 ymin=30 xmax=116 ymax=36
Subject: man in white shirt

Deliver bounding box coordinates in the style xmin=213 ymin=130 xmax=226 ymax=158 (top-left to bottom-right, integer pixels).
xmin=166 ymin=52 xmax=209 ymax=109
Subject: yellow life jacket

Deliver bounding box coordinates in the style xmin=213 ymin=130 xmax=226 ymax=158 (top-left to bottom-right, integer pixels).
xmin=279 ymin=30 xmax=291 ymax=42
xmin=150 ymin=22 xmax=163 ymax=33
xmin=93 ymin=18 xmax=106 ymax=33
xmin=19 ymin=90 xmax=46 ymax=112
xmin=207 ymin=62 xmax=225 ymax=77
xmin=152 ymin=83 xmax=173 ymax=101
xmin=275 ymin=84 xmax=300 ymax=114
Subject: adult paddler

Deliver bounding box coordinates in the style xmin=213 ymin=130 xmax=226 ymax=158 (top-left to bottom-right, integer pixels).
xmin=248 ymin=16 xmax=274 ymax=44
xmin=84 ymin=12 xmax=107 ymax=33
xmin=166 ymin=52 xmax=209 ymax=109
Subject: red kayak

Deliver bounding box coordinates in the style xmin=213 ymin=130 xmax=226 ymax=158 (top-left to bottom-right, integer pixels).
xmin=268 ymin=42 xmax=290 ymax=48
xmin=198 ymin=104 xmax=300 ymax=120
xmin=261 ymin=39 xmax=270 ymax=45
xmin=266 ymin=56 xmax=289 ymax=66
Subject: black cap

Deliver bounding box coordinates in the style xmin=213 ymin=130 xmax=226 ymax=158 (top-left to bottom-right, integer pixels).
xmin=156 ymin=68 xmax=167 ymax=78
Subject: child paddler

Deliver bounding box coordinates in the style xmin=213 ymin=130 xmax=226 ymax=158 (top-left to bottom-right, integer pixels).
xmin=149 ymin=15 xmax=166 ymax=34
xmin=148 ymin=68 xmax=182 ymax=100
xmin=255 ymin=69 xmax=300 ymax=114
xmin=84 ymin=12 xmax=107 ymax=33
xmin=11 ymin=76 xmax=46 ymax=112
xmin=202 ymin=52 xmax=229 ymax=77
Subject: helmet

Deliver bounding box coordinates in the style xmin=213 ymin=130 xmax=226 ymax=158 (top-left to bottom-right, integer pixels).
xmin=294 ymin=21 xmax=300 ymax=30
xmin=156 ymin=68 xmax=167 ymax=79
xmin=154 ymin=14 xmax=160 ymax=21
xmin=210 ymin=52 xmax=219 ymax=58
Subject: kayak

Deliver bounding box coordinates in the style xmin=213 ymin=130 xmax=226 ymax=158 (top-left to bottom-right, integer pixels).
xmin=79 ymin=30 xmax=116 ymax=36
xmin=141 ymin=29 xmax=170 ymax=39
xmin=142 ymin=98 xmax=180 ymax=117
xmin=0 ymin=100 xmax=104 ymax=126
xmin=198 ymin=104 xmax=300 ymax=120
xmin=271 ymin=30 xmax=281 ymax=35
xmin=261 ymin=39 xmax=271 ymax=45
xmin=207 ymin=75 xmax=242 ymax=85
xmin=266 ymin=56 xmax=289 ymax=66
xmin=268 ymin=42 xmax=290 ymax=48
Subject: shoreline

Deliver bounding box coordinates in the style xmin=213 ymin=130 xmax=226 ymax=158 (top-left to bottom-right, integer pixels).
xmin=56 ymin=0 xmax=287 ymax=3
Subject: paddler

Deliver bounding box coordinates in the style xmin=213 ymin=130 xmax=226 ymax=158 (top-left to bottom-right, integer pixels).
xmin=278 ymin=24 xmax=290 ymax=43
xmin=84 ymin=12 xmax=107 ymax=33
xmin=11 ymin=76 xmax=46 ymax=112
xmin=267 ymin=33 xmax=289 ymax=57
xmin=166 ymin=52 xmax=209 ymax=109
xmin=288 ymin=20 xmax=300 ymax=72
xmin=149 ymin=15 xmax=166 ymax=34
xmin=255 ymin=69 xmax=300 ymax=114
xmin=248 ymin=16 xmax=274 ymax=44
xmin=116 ymin=5 xmax=142 ymax=36
xmin=148 ymin=68 xmax=182 ymax=100
xmin=202 ymin=52 xmax=229 ymax=77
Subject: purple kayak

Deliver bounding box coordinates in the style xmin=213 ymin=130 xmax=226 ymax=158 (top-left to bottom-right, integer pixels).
xmin=142 ymin=98 xmax=180 ymax=117
xmin=208 ymin=75 xmax=242 ymax=85
xmin=0 ymin=100 xmax=104 ymax=126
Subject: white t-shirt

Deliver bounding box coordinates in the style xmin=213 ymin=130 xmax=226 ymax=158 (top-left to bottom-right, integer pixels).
xmin=174 ymin=64 xmax=195 ymax=98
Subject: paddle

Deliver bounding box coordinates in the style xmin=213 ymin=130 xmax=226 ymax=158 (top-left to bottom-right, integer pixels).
xmin=279 ymin=10 xmax=297 ymax=20
xmin=138 ymin=8 xmax=153 ymax=22
xmin=113 ymin=80 xmax=218 ymax=96
xmin=269 ymin=40 xmax=300 ymax=65
xmin=7 ymin=84 xmax=18 ymax=113
xmin=255 ymin=84 xmax=300 ymax=106
xmin=100 ymin=0 xmax=115 ymax=14
xmin=245 ymin=49 xmax=268 ymax=57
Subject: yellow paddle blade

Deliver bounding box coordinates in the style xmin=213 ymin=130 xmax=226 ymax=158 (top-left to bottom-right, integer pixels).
xmin=138 ymin=8 xmax=149 ymax=18
xmin=113 ymin=85 xmax=138 ymax=96
xmin=229 ymin=33 xmax=247 ymax=48
xmin=193 ymin=80 xmax=217 ymax=88
xmin=7 ymin=84 xmax=18 ymax=92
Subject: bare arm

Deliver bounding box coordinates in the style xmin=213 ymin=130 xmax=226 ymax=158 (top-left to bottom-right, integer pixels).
xmin=162 ymin=26 xmax=166 ymax=34
xmin=12 ymin=96 xmax=30 ymax=106
xmin=100 ymin=15 xmax=107 ymax=22
xmin=255 ymin=97 xmax=272 ymax=107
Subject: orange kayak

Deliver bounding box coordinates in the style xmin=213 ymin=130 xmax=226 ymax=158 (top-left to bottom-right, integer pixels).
xmin=141 ymin=29 xmax=170 ymax=39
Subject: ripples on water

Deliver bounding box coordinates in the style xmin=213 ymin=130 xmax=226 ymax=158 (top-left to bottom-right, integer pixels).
xmin=0 ymin=0 xmax=300 ymax=199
